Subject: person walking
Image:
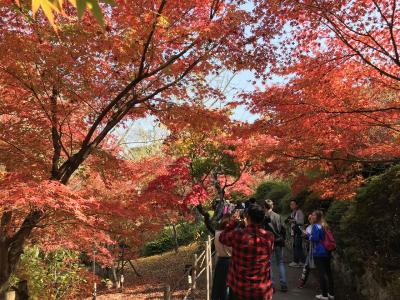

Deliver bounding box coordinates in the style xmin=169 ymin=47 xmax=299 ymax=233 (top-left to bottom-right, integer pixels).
xmin=311 ymin=210 xmax=335 ymax=300
xmin=298 ymin=213 xmax=315 ymax=288
xmin=264 ymin=199 xmax=288 ymax=292
xmin=212 ymin=215 xmax=232 ymax=300
xmin=288 ymin=200 xmax=305 ymax=267
xmin=219 ymin=203 xmax=274 ymax=300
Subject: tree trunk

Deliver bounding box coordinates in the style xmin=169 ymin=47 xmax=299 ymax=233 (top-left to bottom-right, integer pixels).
xmin=0 ymin=210 xmax=42 ymax=295
xmin=111 ymin=266 xmax=119 ymax=289
xmin=0 ymin=242 xmax=11 ymax=298
xmin=212 ymin=169 xmax=226 ymax=221
xmin=196 ymin=205 xmax=215 ymax=235
xmin=172 ymin=223 xmax=179 ymax=253
xmin=194 ymin=208 xmax=202 ymax=225
xmin=15 ymin=280 xmax=28 ymax=300
xmin=212 ymin=169 xmax=225 ymax=202
xmin=0 ymin=212 xmax=11 ymax=296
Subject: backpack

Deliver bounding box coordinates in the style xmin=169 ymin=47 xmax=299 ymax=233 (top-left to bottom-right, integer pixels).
xmin=322 ymin=228 xmax=336 ymax=252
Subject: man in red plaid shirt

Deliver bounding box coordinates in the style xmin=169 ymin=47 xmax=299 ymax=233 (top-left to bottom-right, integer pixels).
xmin=219 ymin=203 xmax=274 ymax=300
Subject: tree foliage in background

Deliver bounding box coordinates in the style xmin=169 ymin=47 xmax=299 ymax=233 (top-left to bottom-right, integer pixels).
xmin=247 ymin=0 xmax=400 ymax=199
xmin=252 ymin=181 xmax=291 ymax=213
xmin=141 ymin=222 xmax=206 ymax=257
xmin=0 ymin=0 xmax=273 ymax=291
xmin=156 ymin=106 xmax=261 ymax=232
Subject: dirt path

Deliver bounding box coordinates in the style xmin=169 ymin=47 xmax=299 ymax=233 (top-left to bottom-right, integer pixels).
xmin=271 ymin=253 xmax=319 ymax=300
xmin=88 ymin=245 xmax=322 ymax=300
xmin=87 ymin=244 xmax=205 ymax=299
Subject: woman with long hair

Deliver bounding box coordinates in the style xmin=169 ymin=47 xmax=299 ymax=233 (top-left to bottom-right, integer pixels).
xmin=310 ymin=210 xmax=335 ymax=300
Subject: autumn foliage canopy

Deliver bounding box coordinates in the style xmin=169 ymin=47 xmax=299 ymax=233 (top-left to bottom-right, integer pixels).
xmin=0 ymin=0 xmax=399 ymax=292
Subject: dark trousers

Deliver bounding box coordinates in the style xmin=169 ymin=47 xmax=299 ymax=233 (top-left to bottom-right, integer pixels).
xmin=228 ymin=291 xmax=271 ymax=300
xmin=212 ymin=257 xmax=230 ymax=300
xmin=293 ymin=233 xmax=305 ymax=263
xmin=314 ymin=256 xmax=334 ymax=296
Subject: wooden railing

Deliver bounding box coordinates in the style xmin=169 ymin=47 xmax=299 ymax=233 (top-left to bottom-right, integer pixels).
xmin=163 ymin=235 xmax=215 ymax=300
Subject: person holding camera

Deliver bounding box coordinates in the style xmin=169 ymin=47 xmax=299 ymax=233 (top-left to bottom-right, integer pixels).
xmin=288 ymin=200 xmax=305 ymax=267
xmin=219 ymin=203 xmax=274 ymax=300
xmin=298 ymin=213 xmax=315 ymax=288
xmin=264 ymin=199 xmax=288 ymax=292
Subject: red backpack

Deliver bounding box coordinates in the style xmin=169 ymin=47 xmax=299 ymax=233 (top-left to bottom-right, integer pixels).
xmin=322 ymin=228 xmax=336 ymax=252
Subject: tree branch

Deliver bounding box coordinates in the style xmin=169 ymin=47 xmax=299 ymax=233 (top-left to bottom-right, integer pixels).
xmin=138 ymin=0 xmax=168 ymax=76
xmin=50 ymin=87 xmax=62 ymax=179
xmin=196 ymin=204 xmax=215 ymax=235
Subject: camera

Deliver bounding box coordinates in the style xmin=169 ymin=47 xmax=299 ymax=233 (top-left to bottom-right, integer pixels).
xmin=237 ymin=208 xmax=245 ymax=220
xmin=284 ymin=216 xmax=294 ymax=224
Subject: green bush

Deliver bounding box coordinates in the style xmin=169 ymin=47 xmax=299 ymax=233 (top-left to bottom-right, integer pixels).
xmin=287 ymin=189 xmax=331 ymax=216
xmin=306 ymin=195 xmax=331 ymax=216
xmin=325 ymin=200 xmax=352 ymax=231
xmin=229 ymin=191 xmax=248 ymax=203
xmin=14 ymin=246 xmax=87 ymax=300
xmin=142 ymin=222 xmax=207 ymax=256
xmin=253 ymin=181 xmax=292 ymax=213
xmin=337 ymin=165 xmax=400 ymax=283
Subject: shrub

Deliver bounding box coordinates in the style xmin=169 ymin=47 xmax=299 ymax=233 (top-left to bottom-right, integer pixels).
xmin=253 ymin=181 xmax=291 ymax=213
xmin=14 ymin=246 xmax=88 ymax=299
xmin=325 ymin=200 xmax=352 ymax=232
xmin=338 ymin=165 xmax=400 ymax=283
xmin=142 ymin=222 xmax=206 ymax=256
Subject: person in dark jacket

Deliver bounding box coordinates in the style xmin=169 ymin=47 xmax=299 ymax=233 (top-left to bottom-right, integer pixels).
xmin=310 ymin=210 xmax=335 ymax=300
xmin=264 ymin=199 xmax=288 ymax=292
xmin=288 ymin=200 xmax=305 ymax=267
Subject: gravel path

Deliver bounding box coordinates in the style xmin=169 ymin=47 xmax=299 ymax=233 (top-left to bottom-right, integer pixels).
xmin=271 ymin=249 xmax=320 ymax=300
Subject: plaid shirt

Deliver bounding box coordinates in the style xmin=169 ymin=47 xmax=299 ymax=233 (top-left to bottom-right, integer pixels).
xmin=219 ymin=222 xmax=274 ymax=300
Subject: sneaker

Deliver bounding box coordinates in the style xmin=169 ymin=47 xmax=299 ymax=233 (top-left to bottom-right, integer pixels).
xmin=288 ymin=262 xmax=299 ymax=267
xmin=315 ymin=295 xmax=329 ymax=300
xmin=280 ymin=286 xmax=288 ymax=292
xmin=328 ymin=294 xmax=335 ymax=300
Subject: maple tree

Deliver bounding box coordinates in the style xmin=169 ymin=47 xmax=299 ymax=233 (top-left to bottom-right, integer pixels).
xmin=248 ymin=58 xmax=400 ymax=198
xmin=247 ymin=0 xmax=400 ymax=198
xmin=254 ymin=0 xmax=400 ymax=80
xmin=154 ymin=104 xmax=259 ymax=232
xmin=0 ymin=0 xmax=266 ymax=292
xmin=3 ymin=0 xmax=398 ymax=294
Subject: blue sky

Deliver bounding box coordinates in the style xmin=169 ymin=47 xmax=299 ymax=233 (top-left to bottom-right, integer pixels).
xmin=220 ymin=70 xmax=259 ymax=122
